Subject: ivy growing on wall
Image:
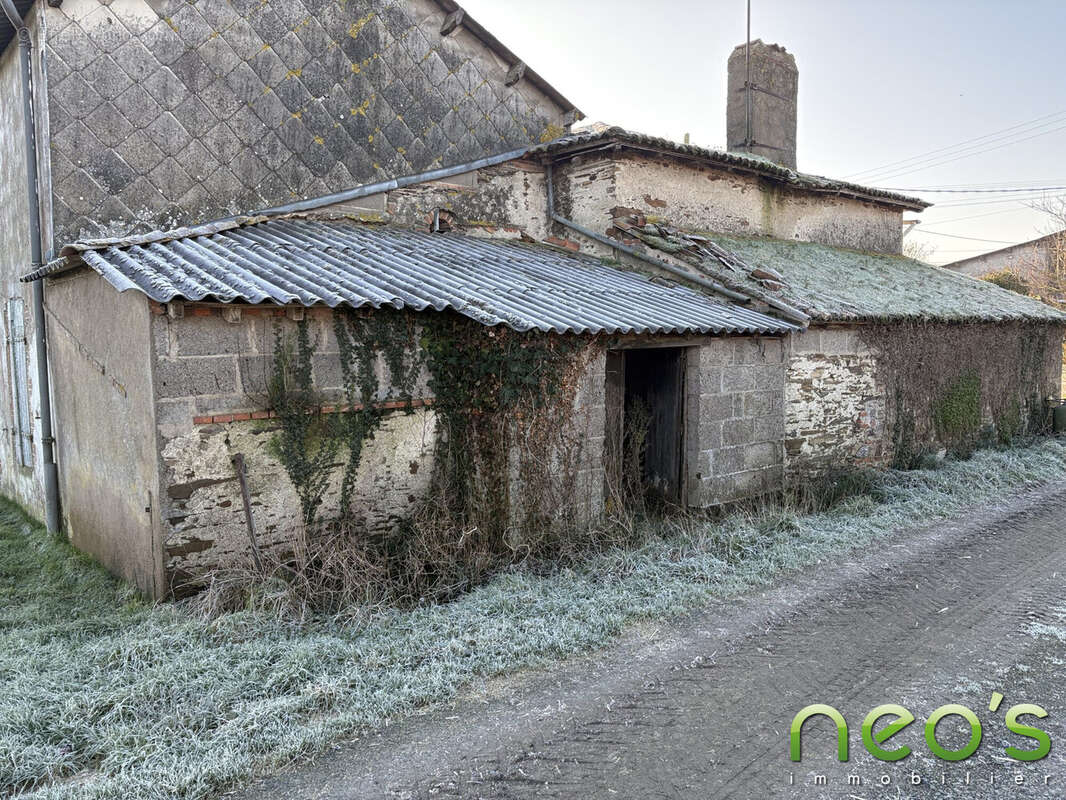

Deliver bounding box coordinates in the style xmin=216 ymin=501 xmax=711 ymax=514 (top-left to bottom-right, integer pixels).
xmin=268 ymin=320 xmax=341 ymax=527
xmin=418 ymin=312 xmax=594 ymax=549
xmin=860 ymin=321 xmax=1056 ymax=467
xmin=266 ymin=308 xmax=600 ymax=602
xmin=332 ymin=309 xmax=421 ymax=515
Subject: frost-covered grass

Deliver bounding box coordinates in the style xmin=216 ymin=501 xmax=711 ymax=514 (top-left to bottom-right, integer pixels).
xmin=3 ymin=439 xmax=1066 ymax=800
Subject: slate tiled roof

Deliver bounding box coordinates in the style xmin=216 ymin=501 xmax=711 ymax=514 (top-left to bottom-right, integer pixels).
xmin=531 ymin=127 xmax=929 ymax=211
xmin=32 ymin=218 xmax=797 ymax=335
xmin=690 ymin=233 xmax=1066 ymax=324
xmin=43 ymin=0 xmax=579 ymax=244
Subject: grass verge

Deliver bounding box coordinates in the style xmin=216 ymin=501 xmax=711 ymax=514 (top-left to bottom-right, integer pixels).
xmin=2 ymin=439 xmax=1066 ymax=799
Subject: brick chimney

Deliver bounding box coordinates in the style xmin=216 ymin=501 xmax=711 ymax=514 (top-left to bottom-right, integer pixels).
xmin=726 ymin=40 xmax=798 ymax=169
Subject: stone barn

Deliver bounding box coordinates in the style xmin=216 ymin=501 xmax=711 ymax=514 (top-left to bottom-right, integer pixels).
xmin=5 ymin=0 xmax=1065 ymax=598
xmin=36 ymin=218 xmax=795 ymax=596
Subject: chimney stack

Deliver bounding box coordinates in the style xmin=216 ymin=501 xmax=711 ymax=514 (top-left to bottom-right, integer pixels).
xmin=727 ymin=40 xmax=798 ymax=169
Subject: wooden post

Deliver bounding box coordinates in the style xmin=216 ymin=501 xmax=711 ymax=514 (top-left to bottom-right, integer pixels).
xmin=231 ymin=453 xmax=264 ymax=572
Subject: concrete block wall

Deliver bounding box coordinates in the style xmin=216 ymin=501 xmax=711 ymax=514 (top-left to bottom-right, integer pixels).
xmin=152 ymin=304 xmax=435 ymax=589
xmin=784 ymin=326 xmax=888 ymax=474
xmin=41 ymin=0 xmax=569 ymax=246
xmin=685 ymin=336 xmax=786 ymax=505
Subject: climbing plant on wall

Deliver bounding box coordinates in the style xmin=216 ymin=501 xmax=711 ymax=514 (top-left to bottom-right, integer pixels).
xmin=860 ymin=321 xmax=1056 ymax=467
xmin=269 ymin=311 xmax=422 ymax=527
xmin=266 ymin=308 xmax=602 ymax=604
xmin=268 ymin=319 xmax=341 ymax=527
xmin=418 ymin=312 xmax=595 ymax=551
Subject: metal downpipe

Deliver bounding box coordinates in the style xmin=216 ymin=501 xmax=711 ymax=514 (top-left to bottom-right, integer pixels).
xmin=2 ymin=0 xmax=61 ymax=534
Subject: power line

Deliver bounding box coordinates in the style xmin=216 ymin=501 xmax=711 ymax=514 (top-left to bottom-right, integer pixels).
xmin=844 ymin=109 xmax=1066 ymax=180
xmin=883 ymin=185 xmax=1066 ymax=194
xmin=865 ymin=122 xmax=1066 ymax=183
xmin=912 ymin=230 xmax=1018 ymax=244
xmin=896 ymin=178 xmax=1066 ymax=189
xmin=930 ymin=191 xmax=1066 ymax=209
xmin=915 ymin=205 xmax=1037 ymax=227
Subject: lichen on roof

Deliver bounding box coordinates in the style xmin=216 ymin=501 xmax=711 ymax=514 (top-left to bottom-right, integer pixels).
xmin=709 ymin=233 xmax=1066 ymax=323
xmin=631 ymin=225 xmax=1066 ymax=324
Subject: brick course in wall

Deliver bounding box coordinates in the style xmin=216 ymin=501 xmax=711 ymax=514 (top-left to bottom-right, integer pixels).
xmin=151 ymin=303 xmax=608 ymax=586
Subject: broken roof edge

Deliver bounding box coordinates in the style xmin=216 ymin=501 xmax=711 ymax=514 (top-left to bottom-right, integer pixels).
xmin=429 ymin=0 xmax=583 ymax=122
xmin=530 ymin=126 xmax=931 ymax=211
xmin=697 ymin=231 xmax=1066 ymax=325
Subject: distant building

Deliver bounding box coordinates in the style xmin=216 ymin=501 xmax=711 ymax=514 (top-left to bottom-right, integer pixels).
xmin=942 ymin=231 xmax=1064 ymax=280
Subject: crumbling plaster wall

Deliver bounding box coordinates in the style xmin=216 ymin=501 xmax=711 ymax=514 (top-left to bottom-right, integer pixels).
xmin=151 ymin=304 xmax=435 ymax=592
xmin=152 ymin=303 xmax=607 ymax=593
xmin=45 ymin=270 xmax=162 ymax=595
xmin=684 ymin=336 xmax=787 ymax=505
xmin=41 ymin=0 xmax=568 ymax=247
xmin=375 ymin=159 xmax=551 ymax=241
xmin=558 ymin=153 xmax=904 ymax=255
xmin=0 ymin=9 xmax=49 ymax=517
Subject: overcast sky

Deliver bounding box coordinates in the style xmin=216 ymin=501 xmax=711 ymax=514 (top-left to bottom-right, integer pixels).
xmin=463 ymin=0 xmax=1066 ymax=265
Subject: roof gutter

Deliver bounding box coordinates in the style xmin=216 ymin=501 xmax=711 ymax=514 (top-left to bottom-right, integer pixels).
xmin=254 ymin=147 xmax=532 ymax=217
xmin=544 ymin=163 xmax=810 ymax=326
xmin=1 ymin=0 xmax=60 ymax=534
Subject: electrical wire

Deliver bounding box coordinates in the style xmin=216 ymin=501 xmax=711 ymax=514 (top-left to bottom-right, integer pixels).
xmin=882 ymin=185 xmax=1066 ymax=194
xmin=928 ymin=191 xmax=1066 ymax=209
xmin=844 ymin=109 xmax=1066 ymax=181
xmin=915 ymin=205 xmax=1036 ymax=227
xmin=912 ymin=230 xmax=1018 ymax=244
xmin=864 ymin=122 xmax=1066 ymax=183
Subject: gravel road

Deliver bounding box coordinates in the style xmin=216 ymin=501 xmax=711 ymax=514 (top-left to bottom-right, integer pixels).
xmin=233 ymin=480 xmax=1066 ymax=799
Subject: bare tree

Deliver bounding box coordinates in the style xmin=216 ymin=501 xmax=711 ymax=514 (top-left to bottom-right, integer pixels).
xmin=1019 ymin=198 xmax=1066 ymax=397
xmin=903 ymin=237 xmax=937 ymax=263
xmin=1022 ymin=197 xmax=1066 ymax=309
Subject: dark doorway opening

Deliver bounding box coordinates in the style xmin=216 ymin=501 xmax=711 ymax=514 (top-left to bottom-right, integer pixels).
xmin=622 ymin=347 xmax=685 ymax=505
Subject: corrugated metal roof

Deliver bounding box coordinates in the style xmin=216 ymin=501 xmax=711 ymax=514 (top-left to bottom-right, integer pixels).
xmin=37 ymin=218 xmax=796 ymax=335
xmin=530 ymin=127 xmax=930 ymax=211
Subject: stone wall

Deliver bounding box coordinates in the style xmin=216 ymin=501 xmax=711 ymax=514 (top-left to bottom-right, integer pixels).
xmin=42 ymin=0 xmax=570 ymax=246
xmin=784 ymin=327 xmax=887 ymax=475
xmin=684 ymin=336 xmax=787 ymax=505
xmin=609 ymin=155 xmax=904 ymax=254
xmin=151 ymin=303 xmax=607 ymax=592
xmin=548 ymin=152 xmax=902 ymax=255
xmin=784 ymin=323 xmax=1066 ymax=476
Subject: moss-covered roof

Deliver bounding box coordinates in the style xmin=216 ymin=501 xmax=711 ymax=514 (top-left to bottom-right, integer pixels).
xmin=677 ymin=232 xmax=1066 ymax=324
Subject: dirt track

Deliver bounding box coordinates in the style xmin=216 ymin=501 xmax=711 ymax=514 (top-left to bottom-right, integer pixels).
xmin=235 ymin=481 xmax=1066 ymax=799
